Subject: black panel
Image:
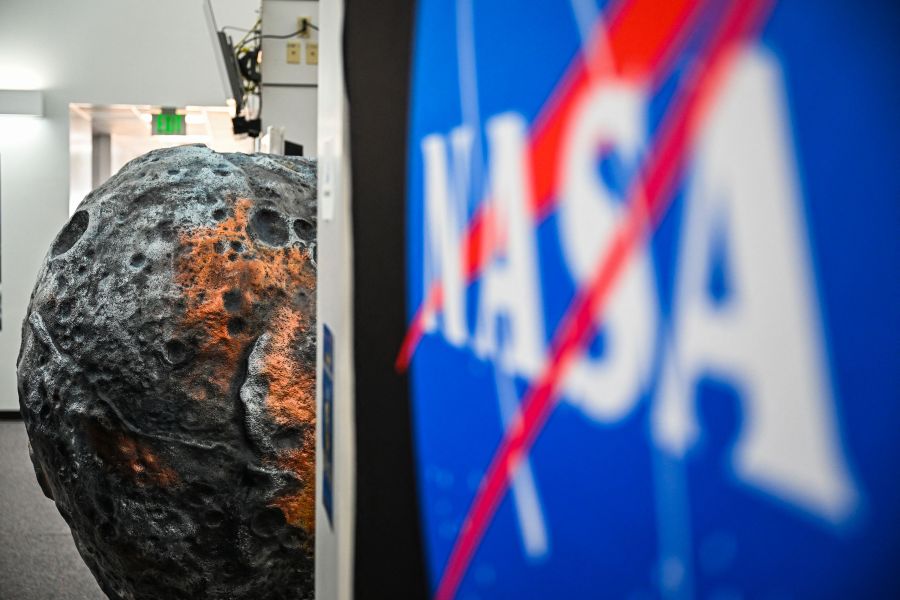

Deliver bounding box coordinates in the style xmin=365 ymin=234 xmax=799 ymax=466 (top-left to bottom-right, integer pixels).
xmin=344 ymin=1 xmax=428 ymax=598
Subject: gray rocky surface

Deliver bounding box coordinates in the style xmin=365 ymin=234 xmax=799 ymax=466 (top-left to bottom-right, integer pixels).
xmin=17 ymin=145 xmax=317 ymax=600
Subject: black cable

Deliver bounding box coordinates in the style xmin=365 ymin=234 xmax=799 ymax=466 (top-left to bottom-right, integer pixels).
xmin=236 ymin=46 xmax=261 ymax=83
xmin=261 ymin=30 xmax=302 ymax=39
xmin=245 ymin=31 xmax=297 ymax=41
xmin=241 ymin=23 xmax=319 ymax=44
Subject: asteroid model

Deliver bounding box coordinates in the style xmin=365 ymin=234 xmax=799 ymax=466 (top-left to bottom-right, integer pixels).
xmin=17 ymin=145 xmax=317 ymax=600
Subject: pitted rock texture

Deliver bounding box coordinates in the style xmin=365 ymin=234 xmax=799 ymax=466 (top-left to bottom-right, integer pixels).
xmin=17 ymin=145 xmax=316 ymax=600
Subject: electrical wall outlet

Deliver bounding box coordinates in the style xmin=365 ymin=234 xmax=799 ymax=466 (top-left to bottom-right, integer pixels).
xmin=287 ymin=41 xmax=301 ymax=64
xmin=298 ymin=16 xmax=312 ymax=38
xmin=306 ymin=42 xmax=319 ymax=65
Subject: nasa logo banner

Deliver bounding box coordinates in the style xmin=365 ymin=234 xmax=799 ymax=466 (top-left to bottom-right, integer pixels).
xmin=403 ymin=0 xmax=900 ymax=598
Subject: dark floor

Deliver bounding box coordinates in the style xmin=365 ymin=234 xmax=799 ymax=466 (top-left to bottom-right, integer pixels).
xmin=0 ymin=419 xmax=105 ymax=600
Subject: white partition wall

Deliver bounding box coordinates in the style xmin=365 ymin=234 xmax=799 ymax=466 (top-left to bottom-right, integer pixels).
xmin=315 ymin=0 xmax=356 ymax=598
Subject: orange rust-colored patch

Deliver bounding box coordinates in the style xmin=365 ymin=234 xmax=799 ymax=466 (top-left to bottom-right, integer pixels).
xmin=273 ymin=442 xmax=316 ymax=533
xmin=174 ymin=198 xmax=314 ymax=396
xmin=90 ymin=426 xmax=179 ymax=488
xmin=174 ymin=198 xmax=316 ymax=532
xmin=260 ymin=306 xmax=316 ymax=533
xmin=259 ymin=307 xmax=316 ymax=427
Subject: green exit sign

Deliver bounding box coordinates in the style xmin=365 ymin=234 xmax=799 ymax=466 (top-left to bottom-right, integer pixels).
xmin=152 ymin=111 xmax=185 ymax=136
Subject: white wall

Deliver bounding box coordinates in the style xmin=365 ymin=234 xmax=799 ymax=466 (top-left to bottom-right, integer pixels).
xmin=261 ymin=0 xmax=319 ymax=155
xmin=0 ymin=0 xmax=259 ymax=411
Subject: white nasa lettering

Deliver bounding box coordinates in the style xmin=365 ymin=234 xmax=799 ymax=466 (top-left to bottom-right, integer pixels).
xmin=557 ymin=82 xmax=660 ymax=422
xmin=473 ymin=114 xmax=547 ymax=377
xmin=420 ymin=127 xmax=473 ymax=347
xmin=652 ymin=49 xmax=859 ymax=523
